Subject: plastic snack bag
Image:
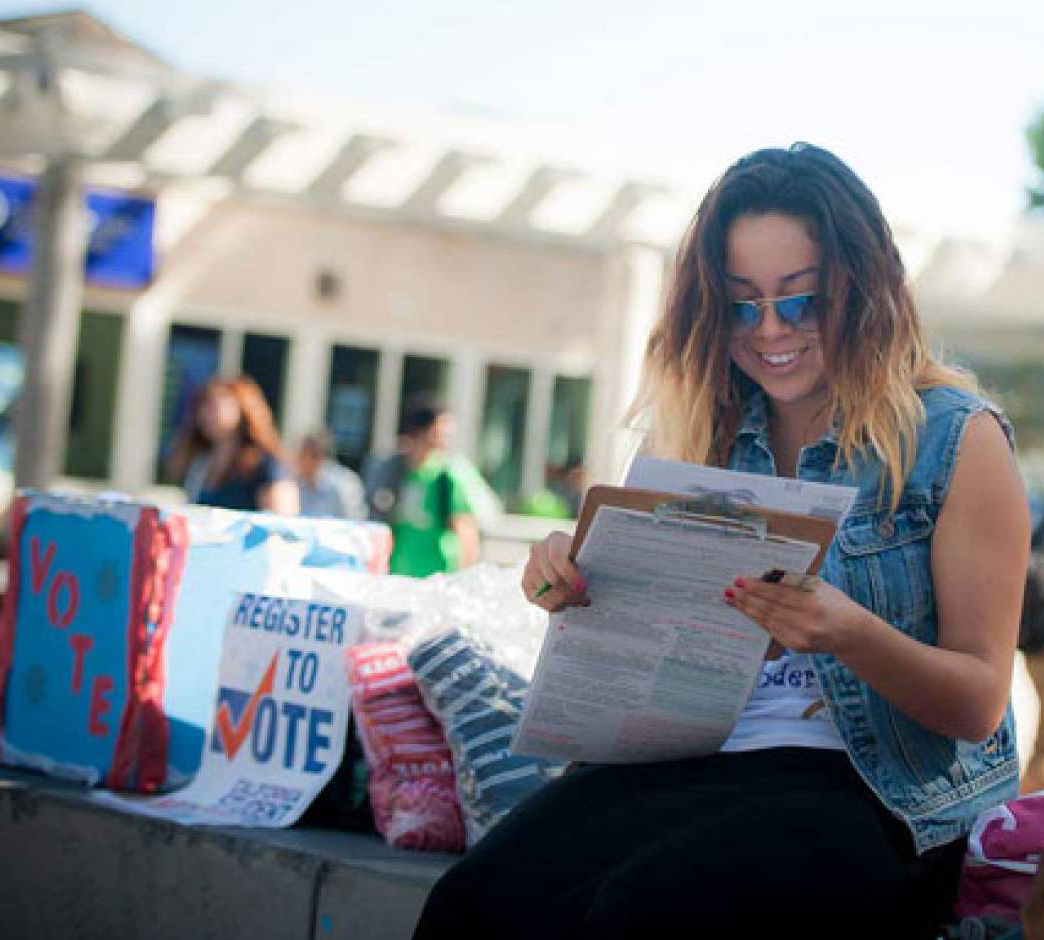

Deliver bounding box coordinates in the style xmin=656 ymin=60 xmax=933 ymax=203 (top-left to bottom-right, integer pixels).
xmin=348 ymin=643 xmax=464 ymax=852
xmin=408 ymin=628 xmax=563 ymax=847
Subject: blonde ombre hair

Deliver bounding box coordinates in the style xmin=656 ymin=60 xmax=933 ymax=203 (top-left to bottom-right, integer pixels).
xmin=630 ymin=143 xmax=976 ymax=511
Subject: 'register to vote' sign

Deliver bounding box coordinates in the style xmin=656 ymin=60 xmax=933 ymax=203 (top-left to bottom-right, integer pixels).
xmin=95 ymin=593 xmax=362 ymax=827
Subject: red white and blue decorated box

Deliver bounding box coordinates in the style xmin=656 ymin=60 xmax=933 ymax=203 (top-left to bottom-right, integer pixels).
xmin=0 ymin=491 xmax=391 ymax=792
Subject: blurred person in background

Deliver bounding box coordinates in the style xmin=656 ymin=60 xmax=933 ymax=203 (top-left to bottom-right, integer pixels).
xmin=520 ymin=460 xmax=582 ymax=520
xmin=364 ymin=394 xmax=479 ymax=577
xmin=167 ymin=376 xmax=299 ymax=514
xmin=1020 ymin=554 xmax=1044 ymax=794
xmin=296 ymin=429 xmax=366 ymax=520
xmin=556 ymin=458 xmax=587 ymax=517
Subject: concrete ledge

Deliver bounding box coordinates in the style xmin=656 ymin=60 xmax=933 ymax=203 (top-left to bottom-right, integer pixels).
xmin=0 ymin=769 xmax=455 ymax=940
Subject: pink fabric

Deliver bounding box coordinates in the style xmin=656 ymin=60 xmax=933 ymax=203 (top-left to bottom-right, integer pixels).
xmin=349 ymin=643 xmax=465 ymax=853
xmin=953 ymin=792 xmax=1044 ymax=921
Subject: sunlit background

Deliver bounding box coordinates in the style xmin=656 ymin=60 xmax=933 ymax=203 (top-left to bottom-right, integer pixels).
xmin=14 ymin=0 xmax=1041 ymax=233
xmin=1 ymin=1 xmax=1043 ymax=520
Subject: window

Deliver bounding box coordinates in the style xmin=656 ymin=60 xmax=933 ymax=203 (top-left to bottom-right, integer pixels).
xmin=0 ymin=299 xmax=21 ymax=476
xmin=0 ymin=301 xmax=123 ymax=481
xmin=155 ymin=324 xmax=221 ymax=483
xmin=399 ymin=354 xmax=449 ymax=431
xmin=545 ymin=375 xmax=592 ymax=516
xmin=326 ymin=344 xmax=380 ymax=471
xmin=0 ymin=299 xmax=17 ymax=343
xmin=64 ymin=310 xmax=123 ymax=480
xmin=241 ymin=332 xmax=289 ymax=429
xmin=478 ymin=365 xmax=530 ymax=508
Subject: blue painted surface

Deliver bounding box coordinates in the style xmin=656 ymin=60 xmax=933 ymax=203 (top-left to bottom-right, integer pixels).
xmin=4 ymin=508 xmax=135 ymax=779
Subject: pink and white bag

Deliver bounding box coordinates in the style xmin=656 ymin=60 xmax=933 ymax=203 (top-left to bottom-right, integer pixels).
xmin=953 ymin=792 xmax=1044 ymax=922
xmin=348 ymin=643 xmax=465 ymax=853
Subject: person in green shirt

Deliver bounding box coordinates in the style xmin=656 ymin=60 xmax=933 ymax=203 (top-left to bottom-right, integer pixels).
xmin=365 ymin=396 xmax=480 ymax=578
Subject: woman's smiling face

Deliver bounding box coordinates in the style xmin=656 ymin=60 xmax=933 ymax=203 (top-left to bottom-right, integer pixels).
xmin=725 ymin=212 xmax=828 ymax=412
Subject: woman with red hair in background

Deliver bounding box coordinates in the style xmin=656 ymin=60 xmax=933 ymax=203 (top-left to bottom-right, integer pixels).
xmin=168 ymin=375 xmax=298 ymax=515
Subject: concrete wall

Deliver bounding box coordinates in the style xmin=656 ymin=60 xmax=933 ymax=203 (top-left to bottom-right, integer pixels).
xmin=174 ymin=204 xmax=607 ymax=362
xmin=11 ymin=198 xmax=656 ymax=500
xmin=0 ymin=769 xmax=452 ymax=940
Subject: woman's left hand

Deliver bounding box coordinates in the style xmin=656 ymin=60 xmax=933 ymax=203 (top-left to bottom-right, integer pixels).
xmin=724 ymin=575 xmax=870 ymax=657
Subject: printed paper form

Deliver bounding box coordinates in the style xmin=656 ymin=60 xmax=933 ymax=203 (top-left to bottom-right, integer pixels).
xmin=626 ymin=456 xmax=857 ymax=524
xmin=512 ymin=506 xmax=820 ymax=764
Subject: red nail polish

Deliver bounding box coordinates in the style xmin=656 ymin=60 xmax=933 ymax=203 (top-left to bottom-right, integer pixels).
xmin=734 ymin=578 xmax=745 ymax=588
xmin=723 ymin=588 xmax=735 ymax=601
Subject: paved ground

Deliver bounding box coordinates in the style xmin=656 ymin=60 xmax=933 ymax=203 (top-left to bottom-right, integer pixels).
xmin=0 ymin=767 xmax=454 ymax=940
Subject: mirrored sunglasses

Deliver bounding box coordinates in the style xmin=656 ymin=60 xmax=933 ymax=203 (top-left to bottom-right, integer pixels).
xmin=730 ymin=292 xmax=819 ymax=333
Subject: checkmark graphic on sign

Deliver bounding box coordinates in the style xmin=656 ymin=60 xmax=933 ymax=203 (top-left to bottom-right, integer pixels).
xmin=213 ymin=652 xmax=279 ymax=760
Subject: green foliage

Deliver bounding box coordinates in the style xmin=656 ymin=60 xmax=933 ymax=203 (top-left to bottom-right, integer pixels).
xmin=967 ymin=356 xmax=1044 ymax=450
xmin=1029 ymin=108 xmax=1044 ymax=210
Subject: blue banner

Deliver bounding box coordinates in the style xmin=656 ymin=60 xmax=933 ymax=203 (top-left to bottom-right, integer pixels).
xmin=0 ymin=176 xmax=35 ymax=273
xmin=0 ymin=174 xmax=155 ymax=288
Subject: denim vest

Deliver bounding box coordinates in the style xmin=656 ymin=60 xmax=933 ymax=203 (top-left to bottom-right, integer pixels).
xmin=726 ymin=385 xmax=1019 ymax=854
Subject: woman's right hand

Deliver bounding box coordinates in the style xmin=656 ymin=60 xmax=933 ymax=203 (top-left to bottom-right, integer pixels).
xmin=522 ymin=532 xmax=590 ymax=612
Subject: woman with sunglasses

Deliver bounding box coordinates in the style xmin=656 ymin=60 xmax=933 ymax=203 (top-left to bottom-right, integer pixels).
xmin=413 ymin=144 xmax=1029 ymax=939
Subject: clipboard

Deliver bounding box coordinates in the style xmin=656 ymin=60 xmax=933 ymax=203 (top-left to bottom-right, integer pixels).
xmin=513 ymin=485 xmax=846 ymax=764
xmin=571 ymin=484 xmax=837 ymax=574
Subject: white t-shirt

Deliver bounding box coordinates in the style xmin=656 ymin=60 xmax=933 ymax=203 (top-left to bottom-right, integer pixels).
xmin=720 ymin=650 xmax=846 ymax=752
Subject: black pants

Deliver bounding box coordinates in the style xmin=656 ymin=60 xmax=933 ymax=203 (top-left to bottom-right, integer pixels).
xmin=414 ymin=748 xmax=966 ymax=939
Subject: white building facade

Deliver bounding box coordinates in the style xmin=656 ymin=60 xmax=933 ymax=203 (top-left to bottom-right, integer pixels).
xmin=0 ymin=13 xmax=681 ymax=513
xmin=3 ymin=12 xmax=1044 ymax=515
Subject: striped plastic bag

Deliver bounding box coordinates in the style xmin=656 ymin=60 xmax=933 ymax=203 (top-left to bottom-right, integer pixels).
xmin=408 ymin=629 xmax=563 ymax=847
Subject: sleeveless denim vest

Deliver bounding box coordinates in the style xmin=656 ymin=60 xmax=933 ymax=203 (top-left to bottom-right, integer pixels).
xmin=726 ymin=385 xmax=1020 ymax=854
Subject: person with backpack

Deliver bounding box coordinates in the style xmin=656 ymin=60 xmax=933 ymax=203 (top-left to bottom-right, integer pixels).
xmin=364 ymin=395 xmax=480 ymax=577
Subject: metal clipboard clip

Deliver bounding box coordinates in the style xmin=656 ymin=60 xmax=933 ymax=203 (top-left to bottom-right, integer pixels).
xmin=652 ymin=495 xmax=768 ymax=541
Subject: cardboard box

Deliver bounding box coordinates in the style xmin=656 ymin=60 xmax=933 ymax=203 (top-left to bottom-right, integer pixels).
xmin=0 ymin=491 xmax=390 ymax=791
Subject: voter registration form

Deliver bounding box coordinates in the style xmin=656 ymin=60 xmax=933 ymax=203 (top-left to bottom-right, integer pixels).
xmin=513 ymin=461 xmax=857 ymax=764
xmin=512 ymin=504 xmax=823 ymax=763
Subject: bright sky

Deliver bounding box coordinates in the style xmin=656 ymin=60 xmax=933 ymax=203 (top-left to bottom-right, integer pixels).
xmin=8 ymin=0 xmax=1044 ymax=236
